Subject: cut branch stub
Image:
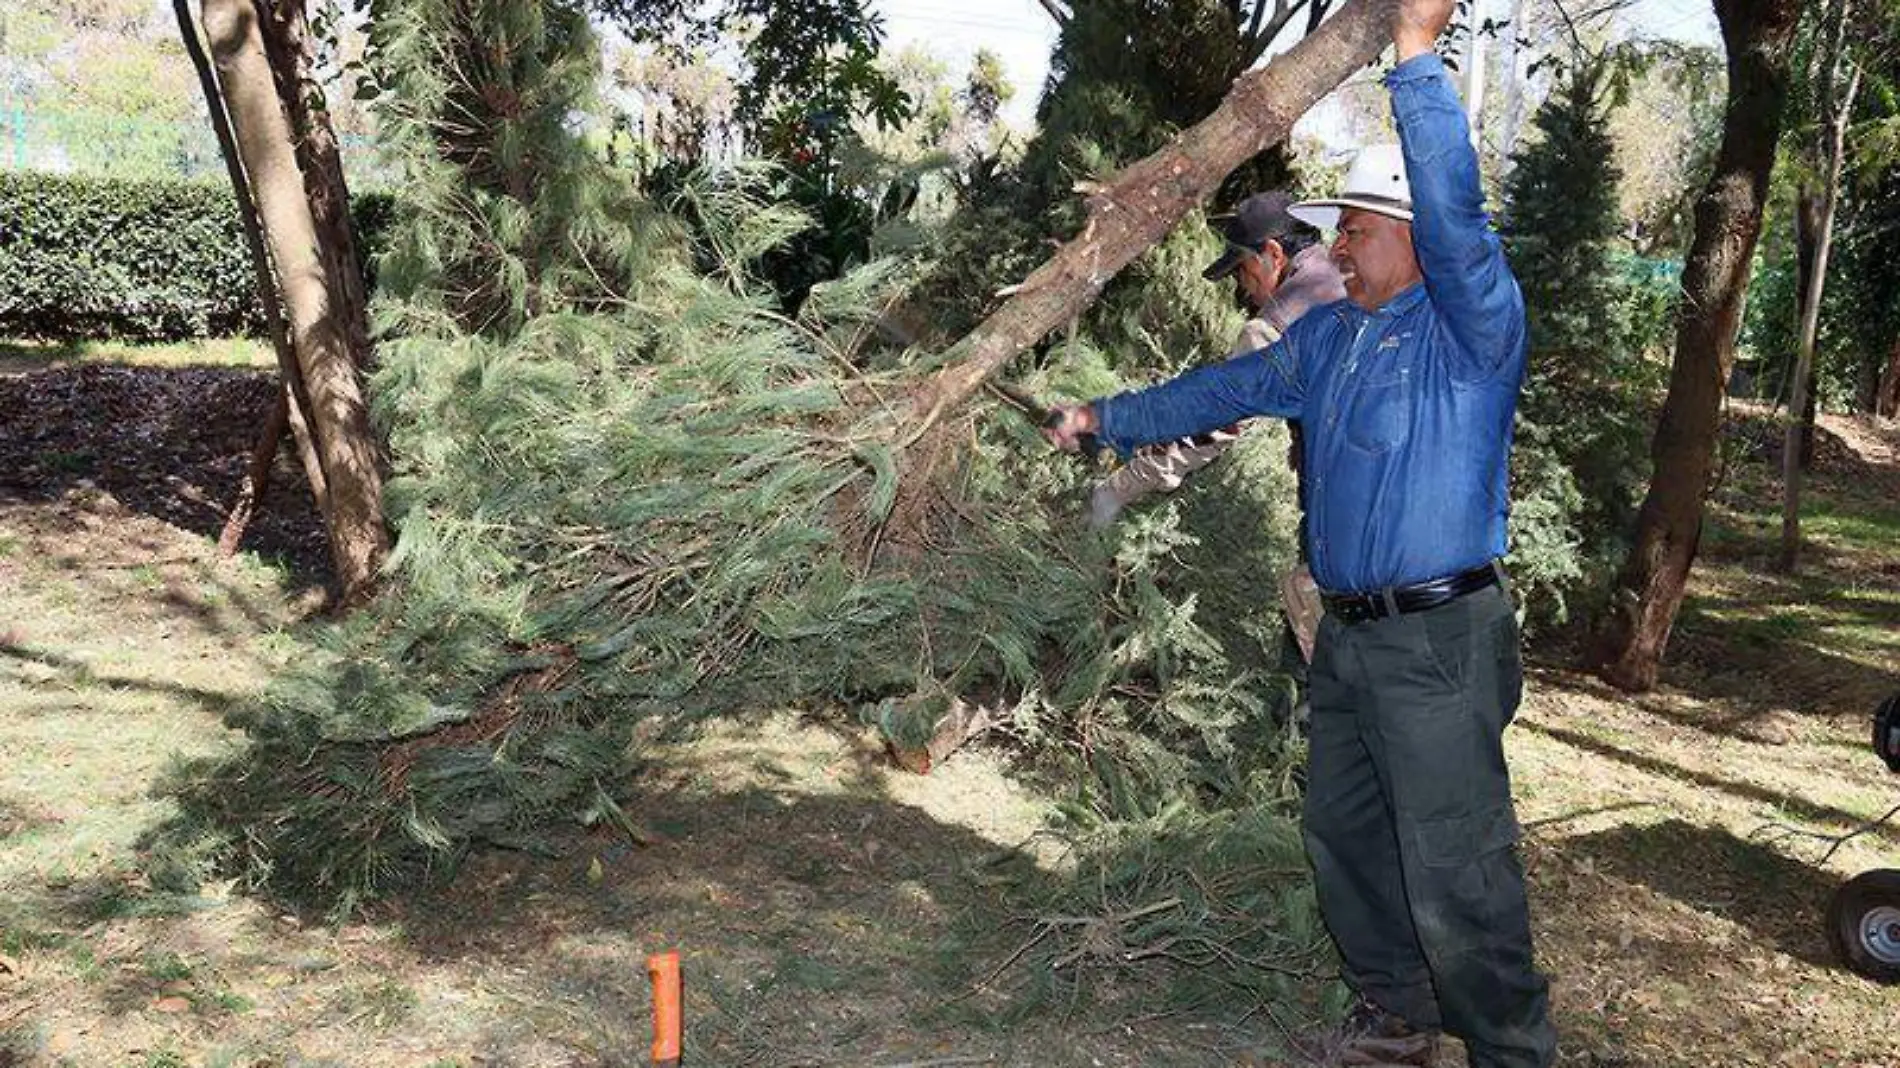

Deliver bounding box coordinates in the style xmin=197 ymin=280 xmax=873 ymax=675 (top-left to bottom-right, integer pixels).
xmin=908 ymin=0 xmax=1396 ymax=433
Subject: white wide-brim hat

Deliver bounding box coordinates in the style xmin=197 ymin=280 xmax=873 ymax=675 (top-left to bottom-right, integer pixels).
xmin=1288 ymin=143 xmax=1414 ymax=230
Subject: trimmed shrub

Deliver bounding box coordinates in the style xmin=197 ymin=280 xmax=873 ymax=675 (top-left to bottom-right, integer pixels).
xmin=0 ymin=171 xmax=395 ymax=342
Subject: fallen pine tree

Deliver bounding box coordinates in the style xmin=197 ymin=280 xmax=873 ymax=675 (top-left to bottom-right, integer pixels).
xmin=156 ymin=0 xmax=1400 ymax=921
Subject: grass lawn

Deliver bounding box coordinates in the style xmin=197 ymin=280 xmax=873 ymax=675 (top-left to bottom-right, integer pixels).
xmin=0 ymin=338 xmax=274 ymax=376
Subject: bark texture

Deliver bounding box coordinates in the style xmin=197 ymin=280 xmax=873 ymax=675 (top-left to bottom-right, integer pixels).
xmin=201 ymin=0 xmax=388 ymax=603
xmin=257 ymin=0 xmax=375 ymax=373
xmin=1592 ymin=0 xmax=1803 ymax=691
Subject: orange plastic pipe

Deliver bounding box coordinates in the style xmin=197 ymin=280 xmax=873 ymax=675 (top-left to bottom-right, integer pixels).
xmin=647 ymin=950 xmax=681 ymax=1067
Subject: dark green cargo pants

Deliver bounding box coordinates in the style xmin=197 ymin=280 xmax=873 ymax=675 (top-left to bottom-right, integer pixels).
xmin=1302 ymin=582 xmax=1557 ymax=1068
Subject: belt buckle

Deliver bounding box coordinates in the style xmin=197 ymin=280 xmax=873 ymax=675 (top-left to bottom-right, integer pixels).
xmin=1333 ymin=592 xmax=1379 ymax=624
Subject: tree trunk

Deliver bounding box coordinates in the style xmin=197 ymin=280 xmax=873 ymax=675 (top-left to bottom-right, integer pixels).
xmin=220 ymin=388 xmax=289 ymax=556
xmin=173 ymin=0 xmax=330 ymax=549
xmin=1879 ymin=338 xmax=1900 ymax=419
xmin=201 ymin=0 xmax=388 ymax=604
xmin=905 ymin=0 xmax=1395 ymax=432
xmin=1780 ymin=186 xmax=1821 ymax=570
xmin=1779 ymin=0 xmax=1858 ymax=573
xmin=1591 ymin=0 xmax=1804 ymax=691
xmin=256 ymin=0 xmax=375 ymax=373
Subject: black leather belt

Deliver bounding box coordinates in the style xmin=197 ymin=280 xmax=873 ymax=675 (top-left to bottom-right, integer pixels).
xmin=1321 ymin=561 xmax=1503 ymax=624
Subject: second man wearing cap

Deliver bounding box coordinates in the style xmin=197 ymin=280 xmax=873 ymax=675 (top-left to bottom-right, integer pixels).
xmin=1086 ymin=191 xmax=1344 ymax=536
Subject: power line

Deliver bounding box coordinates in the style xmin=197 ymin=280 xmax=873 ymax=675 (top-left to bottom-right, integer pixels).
xmin=876 ymin=1 xmax=1055 ymax=37
xmin=883 ymin=12 xmax=1053 ymax=37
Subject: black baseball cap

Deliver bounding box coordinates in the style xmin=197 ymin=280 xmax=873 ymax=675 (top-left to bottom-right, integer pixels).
xmin=1201 ymin=190 xmax=1319 ymax=281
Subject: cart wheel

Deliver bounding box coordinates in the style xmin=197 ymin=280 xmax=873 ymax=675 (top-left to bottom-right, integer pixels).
xmin=1828 ymin=869 xmax=1900 ymax=983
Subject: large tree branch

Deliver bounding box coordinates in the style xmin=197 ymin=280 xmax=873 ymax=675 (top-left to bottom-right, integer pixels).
xmin=906 ymin=0 xmax=1395 ymax=435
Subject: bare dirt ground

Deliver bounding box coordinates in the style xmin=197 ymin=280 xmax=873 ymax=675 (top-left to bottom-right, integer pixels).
xmin=3 ymin=355 xmax=1898 ymax=1067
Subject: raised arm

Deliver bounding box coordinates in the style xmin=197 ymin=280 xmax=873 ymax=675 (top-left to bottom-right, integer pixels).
xmin=1389 ymin=1 xmax=1525 ymax=380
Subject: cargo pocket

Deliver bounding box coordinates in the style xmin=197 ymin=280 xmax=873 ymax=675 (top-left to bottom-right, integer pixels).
xmin=1415 ymin=602 xmax=1470 ymax=691
xmin=1416 ymin=805 xmax=1520 ymax=869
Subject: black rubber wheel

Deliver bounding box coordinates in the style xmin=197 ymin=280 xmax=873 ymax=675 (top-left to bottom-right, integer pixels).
xmin=1828 ymin=869 xmax=1900 ymax=983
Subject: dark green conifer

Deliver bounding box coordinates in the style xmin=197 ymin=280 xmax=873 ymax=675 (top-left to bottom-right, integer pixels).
xmin=1502 ymin=58 xmax=1664 ymax=622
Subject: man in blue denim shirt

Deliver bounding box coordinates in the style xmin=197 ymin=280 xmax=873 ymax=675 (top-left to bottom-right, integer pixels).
xmin=1044 ymin=2 xmax=1557 ymax=1065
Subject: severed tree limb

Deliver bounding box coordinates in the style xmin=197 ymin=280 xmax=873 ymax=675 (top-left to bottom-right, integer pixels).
xmin=904 ymin=0 xmax=1396 ymax=437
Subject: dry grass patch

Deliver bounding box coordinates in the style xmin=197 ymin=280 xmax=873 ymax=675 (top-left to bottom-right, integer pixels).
xmin=0 ymin=338 xmax=274 ymax=376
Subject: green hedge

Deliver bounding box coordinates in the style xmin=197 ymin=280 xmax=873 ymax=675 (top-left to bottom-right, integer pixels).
xmin=0 ymin=171 xmax=394 ymax=342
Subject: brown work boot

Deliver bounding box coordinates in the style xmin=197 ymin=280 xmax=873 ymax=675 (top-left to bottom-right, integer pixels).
xmin=1299 ymin=998 xmax=1440 ymax=1067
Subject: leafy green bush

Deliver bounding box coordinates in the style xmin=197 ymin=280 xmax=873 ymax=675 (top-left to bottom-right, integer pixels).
xmin=0 ymin=172 xmax=257 ymax=340
xmin=0 ymin=171 xmax=395 ymax=342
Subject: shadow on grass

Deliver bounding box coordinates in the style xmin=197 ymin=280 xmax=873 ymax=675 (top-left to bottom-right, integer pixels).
xmin=380 ymin=778 xmax=1321 ymax=1067
xmin=156 ymin=569 xmax=298 ymax=650
xmin=1664 ymin=608 xmax=1900 ymax=725
xmin=1 ymin=639 xmax=242 ymax=716
xmin=1658 ymin=414 xmax=1900 ymax=725
xmin=0 ymin=753 xmax=1319 ymax=1067
xmin=74 ymin=722 xmax=1330 ymax=1064
xmin=1545 ymin=818 xmax=1843 ymax=970
xmin=390 ymin=786 xmax=1038 ymax=1064
xmin=0 ymin=362 xmax=330 ymax=588
xmin=1517 ymin=719 xmax=1900 ymax=848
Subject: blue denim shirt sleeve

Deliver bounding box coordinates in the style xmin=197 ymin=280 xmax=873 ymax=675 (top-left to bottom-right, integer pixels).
xmin=1386 ymin=54 xmax=1525 ymax=383
xmin=1090 ymin=334 xmax=1307 ymax=456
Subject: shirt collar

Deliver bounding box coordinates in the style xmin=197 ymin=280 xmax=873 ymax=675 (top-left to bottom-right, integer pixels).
xmin=1337 ymin=280 xmax=1428 ymax=324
